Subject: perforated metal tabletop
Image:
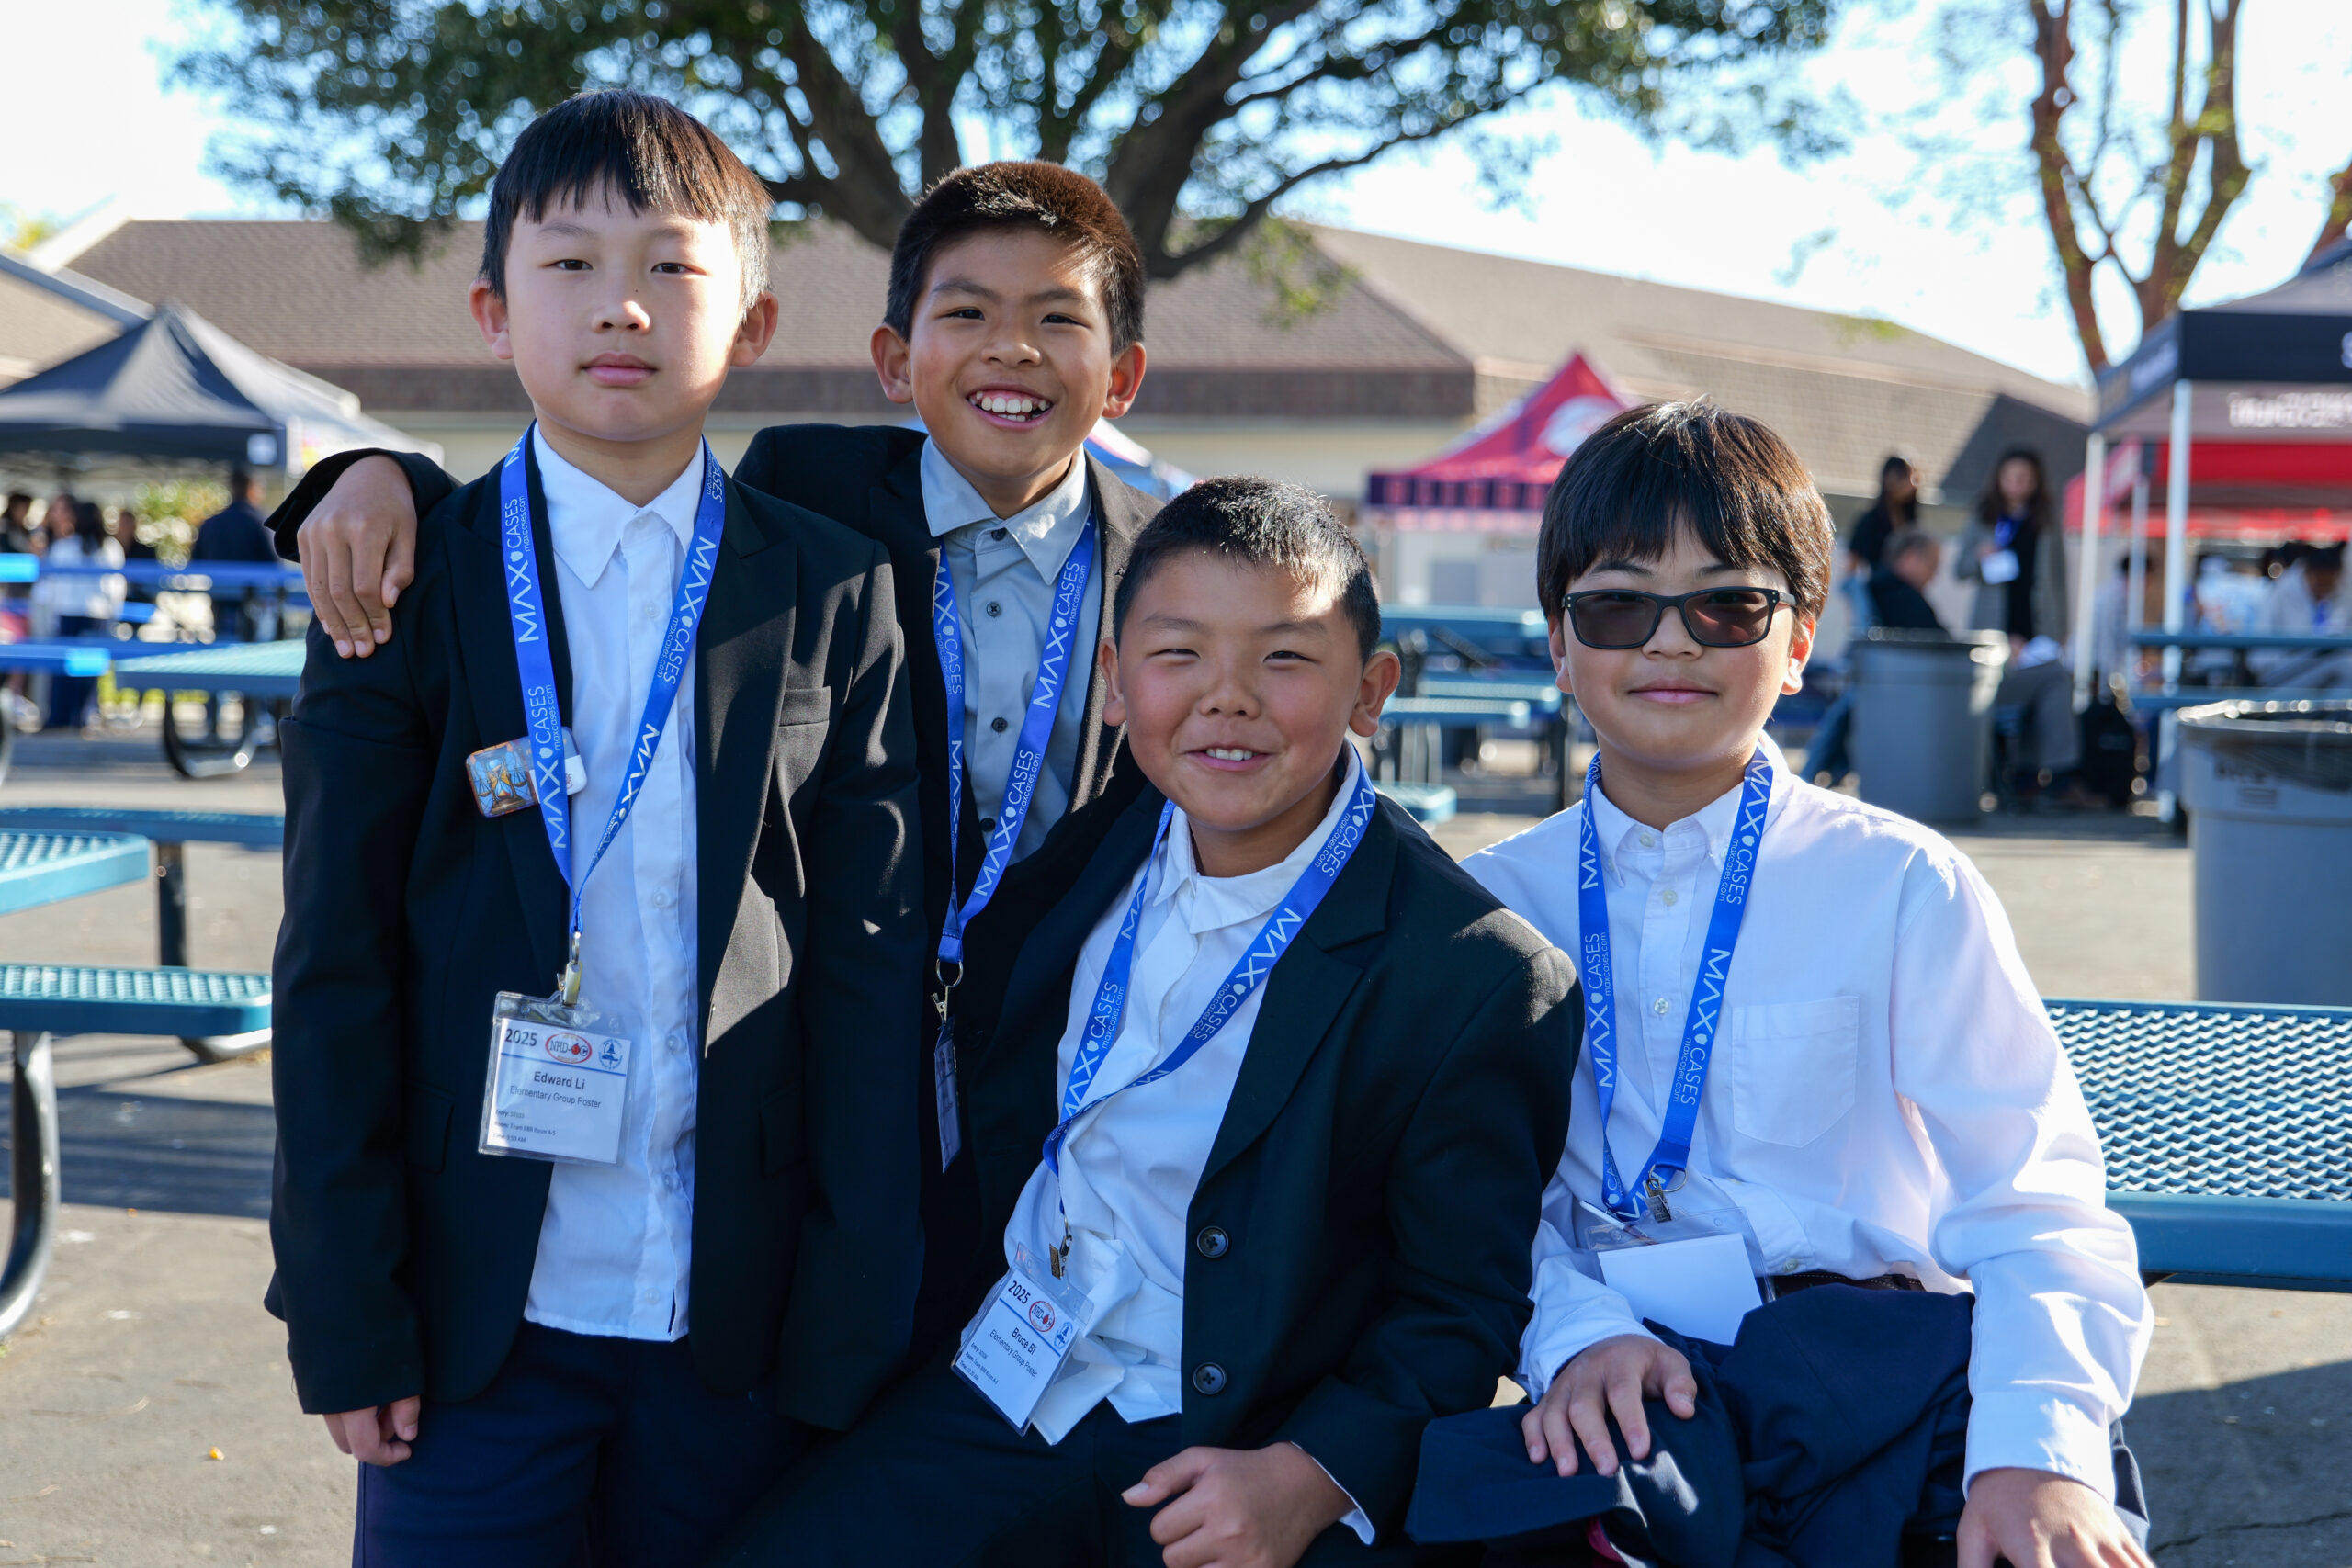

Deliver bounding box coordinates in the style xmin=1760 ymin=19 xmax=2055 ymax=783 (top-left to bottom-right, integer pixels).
xmin=0 ymin=964 xmax=272 ymax=1038
xmin=0 ymin=832 xmax=152 ymax=916
xmin=111 ymin=640 xmax=303 ymax=697
xmin=2049 ymin=998 xmax=2352 ymax=1289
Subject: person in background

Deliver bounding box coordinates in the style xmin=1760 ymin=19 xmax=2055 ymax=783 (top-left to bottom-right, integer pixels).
xmin=111 ymin=505 xmax=159 ymax=606
xmin=191 ymin=469 xmax=279 ymax=640
xmin=1 ymin=491 xmax=35 ymax=556
xmin=0 ymin=492 xmax=37 ymax=722
xmin=36 ymin=500 xmax=126 ymax=734
xmin=1803 ymin=457 xmax=1922 ymax=786
xmin=2253 ymin=542 xmax=2349 ymax=685
xmin=1955 ymin=448 xmax=2067 ymax=662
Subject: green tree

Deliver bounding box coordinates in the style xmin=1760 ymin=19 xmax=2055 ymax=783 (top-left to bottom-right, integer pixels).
xmin=176 ymin=0 xmax=1838 ymax=278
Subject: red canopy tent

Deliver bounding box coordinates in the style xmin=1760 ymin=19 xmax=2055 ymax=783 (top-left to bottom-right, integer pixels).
xmin=2063 ymin=435 xmax=2352 ymax=542
xmin=1363 ymin=353 xmax=1632 ymax=534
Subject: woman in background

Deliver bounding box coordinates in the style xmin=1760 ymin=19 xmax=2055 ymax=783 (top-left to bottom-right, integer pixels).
xmin=36 ymin=500 xmax=126 ymax=733
xmin=1956 ymin=448 xmax=2069 ymax=657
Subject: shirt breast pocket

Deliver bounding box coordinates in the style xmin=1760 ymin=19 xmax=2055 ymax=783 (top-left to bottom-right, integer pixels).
xmin=776 ymin=685 xmax=833 ymax=728
xmin=1726 ymin=996 xmax=1860 ymax=1148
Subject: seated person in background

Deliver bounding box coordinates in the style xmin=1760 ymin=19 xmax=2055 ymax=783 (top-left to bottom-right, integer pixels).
xmin=2252 ymin=543 xmax=2349 ymax=685
xmin=709 ymin=478 xmax=1576 ymax=1568
xmin=1419 ymin=405 xmax=2152 ymax=1568
xmin=1878 ymin=526 xmax=2100 ymax=810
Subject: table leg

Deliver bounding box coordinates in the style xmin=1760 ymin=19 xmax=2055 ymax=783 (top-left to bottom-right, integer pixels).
xmin=0 ymin=1030 xmax=60 ymax=1341
xmin=156 ymin=840 xmax=188 ymax=968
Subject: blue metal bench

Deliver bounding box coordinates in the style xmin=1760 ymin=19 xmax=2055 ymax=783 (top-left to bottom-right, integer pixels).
xmin=2049 ymin=998 xmax=2352 ymax=1292
xmin=0 ymin=808 xmax=284 ymax=985
xmin=108 ymin=641 xmax=304 ymax=780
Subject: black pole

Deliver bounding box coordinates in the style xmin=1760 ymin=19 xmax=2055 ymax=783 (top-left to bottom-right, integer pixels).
xmin=155 ymin=840 xmax=188 ymax=968
xmin=0 ymin=1030 xmax=60 ymax=1340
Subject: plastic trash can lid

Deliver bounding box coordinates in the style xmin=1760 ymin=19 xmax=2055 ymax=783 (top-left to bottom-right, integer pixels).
xmin=2177 ymin=700 xmax=2352 ymax=793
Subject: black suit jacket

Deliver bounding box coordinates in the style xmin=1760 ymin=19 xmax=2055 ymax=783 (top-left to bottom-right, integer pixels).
xmin=952 ymin=778 xmax=1577 ymax=1540
xmin=1867 ymin=569 xmax=1948 ymax=633
xmin=268 ymin=448 xmax=927 ymax=1428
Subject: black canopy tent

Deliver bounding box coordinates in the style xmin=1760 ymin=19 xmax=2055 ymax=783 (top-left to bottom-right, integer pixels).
xmin=0 ymin=300 xmax=435 ymax=473
xmin=2077 ymin=241 xmax=2352 ymax=810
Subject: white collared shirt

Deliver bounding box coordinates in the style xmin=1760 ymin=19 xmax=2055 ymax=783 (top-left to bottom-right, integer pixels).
xmin=1463 ymin=737 xmax=2153 ymax=1498
xmin=1006 ymin=753 xmax=1374 ymax=1542
xmin=520 ymin=428 xmax=705 ymax=1343
xmin=921 ymin=441 xmax=1102 ymax=860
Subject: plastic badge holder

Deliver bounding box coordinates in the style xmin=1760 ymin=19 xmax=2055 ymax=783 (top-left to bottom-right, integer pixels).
xmin=955 ymin=1242 xmax=1091 ymax=1432
xmin=478 ymin=990 xmax=633 ymax=1166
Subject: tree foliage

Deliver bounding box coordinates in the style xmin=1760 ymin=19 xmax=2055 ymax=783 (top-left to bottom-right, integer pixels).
xmin=175 ymin=0 xmax=1838 ymax=278
xmin=1914 ymin=0 xmax=2247 ymax=374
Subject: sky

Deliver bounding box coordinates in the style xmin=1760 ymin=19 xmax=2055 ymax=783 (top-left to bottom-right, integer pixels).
xmin=4 ymin=0 xmax=2347 ymax=389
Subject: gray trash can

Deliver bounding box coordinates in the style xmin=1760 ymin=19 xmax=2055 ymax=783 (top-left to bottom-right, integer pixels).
xmin=2178 ymin=700 xmax=2352 ymax=1004
xmin=1849 ymin=629 xmax=2007 ymax=823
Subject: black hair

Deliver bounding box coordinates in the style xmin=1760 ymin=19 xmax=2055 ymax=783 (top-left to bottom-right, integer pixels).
xmin=886 ymin=161 xmax=1147 ymax=355
xmin=1883 ymin=527 xmax=1939 ymax=568
xmin=74 ymin=500 xmax=107 ymax=550
xmin=1979 ymin=446 xmax=2051 ymax=529
xmin=4 ymin=492 xmax=30 ymax=513
xmin=1874 ymin=454 xmax=1919 ymax=525
xmin=1535 ymin=400 xmax=1835 ymax=622
xmin=1113 ymin=478 xmax=1380 ymax=659
xmin=229 ymin=468 xmax=255 ymax=499
xmin=481 ymin=90 xmax=775 ymax=311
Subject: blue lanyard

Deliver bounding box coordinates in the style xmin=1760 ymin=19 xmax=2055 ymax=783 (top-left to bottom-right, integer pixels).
xmin=931 ymin=517 xmax=1097 ymax=968
xmin=1575 ymin=748 xmax=1773 ymax=1220
xmin=499 ymin=425 xmax=728 ymax=1001
xmin=1994 ymin=515 xmax=2023 ymax=550
xmin=1043 ymin=757 xmax=1377 ymax=1178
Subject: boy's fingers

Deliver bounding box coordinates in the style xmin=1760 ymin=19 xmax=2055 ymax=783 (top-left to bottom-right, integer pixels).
xmin=1521 ymin=1402 xmax=1549 ymax=1463
xmin=1565 ymin=1390 xmax=1618 ymax=1478
xmin=300 ymin=535 xmax=356 ymax=657
xmin=1539 ymin=1398 xmax=1581 ymax=1477
xmin=1662 ymin=1360 xmax=1700 ymax=1419
xmin=1124 ymin=1447 xmax=1212 ymax=1506
xmin=1607 ymin=1366 xmax=1653 ymax=1462
xmin=352 ymin=523 xmax=393 ymax=645
xmin=322 ymin=1414 xmax=354 ymax=1455
xmin=389 ymin=1395 xmax=422 ymax=1443
xmin=380 ymin=522 xmax=416 ymax=617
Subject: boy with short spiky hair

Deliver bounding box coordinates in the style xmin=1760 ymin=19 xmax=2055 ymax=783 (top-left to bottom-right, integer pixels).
xmin=270 ymin=90 xmax=926 ymax=1563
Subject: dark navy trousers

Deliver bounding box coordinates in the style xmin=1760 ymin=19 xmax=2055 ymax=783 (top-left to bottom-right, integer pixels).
xmin=353 ymin=1323 xmax=808 ymax=1568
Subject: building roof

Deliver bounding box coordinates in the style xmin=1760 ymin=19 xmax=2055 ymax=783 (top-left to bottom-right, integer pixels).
xmin=39 ymin=216 xmax=2091 ymax=496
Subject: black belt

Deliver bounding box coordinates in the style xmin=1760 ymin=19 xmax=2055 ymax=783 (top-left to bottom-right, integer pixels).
xmin=1767 ymin=1270 xmax=1924 ymax=1297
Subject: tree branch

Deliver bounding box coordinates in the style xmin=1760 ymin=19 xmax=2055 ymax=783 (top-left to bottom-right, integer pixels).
xmin=2310 ymin=152 xmax=2352 ymax=266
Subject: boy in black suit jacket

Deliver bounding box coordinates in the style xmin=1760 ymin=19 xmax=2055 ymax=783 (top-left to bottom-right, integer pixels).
xmin=267 ymin=168 xmax=1169 ymax=1331
xmin=709 ymin=479 xmax=1577 ymax=1567
xmin=269 ymin=92 xmax=925 ymax=1565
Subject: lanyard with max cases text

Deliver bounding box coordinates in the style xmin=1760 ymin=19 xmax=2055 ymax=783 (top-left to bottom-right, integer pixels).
xmin=499 ymin=423 xmax=729 ymax=1003
xmin=1575 ymin=747 xmax=1772 ymax=1222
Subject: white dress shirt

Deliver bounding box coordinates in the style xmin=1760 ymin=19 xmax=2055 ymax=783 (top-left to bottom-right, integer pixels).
xmin=922 ymin=441 xmax=1102 ymax=859
xmin=1463 ymin=737 xmax=2152 ymax=1498
xmin=520 ymin=429 xmax=705 ymax=1343
xmin=1005 ymin=754 xmax=1374 ymax=1541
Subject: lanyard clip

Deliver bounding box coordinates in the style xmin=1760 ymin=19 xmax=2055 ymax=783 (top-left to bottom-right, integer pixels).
xmin=559 ymin=930 xmax=582 ymax=1009
xmin=933 ymin=958 xmax=964 ymax=1024
xmin=1643 ymin=1174 xmax=1675 ymax=1224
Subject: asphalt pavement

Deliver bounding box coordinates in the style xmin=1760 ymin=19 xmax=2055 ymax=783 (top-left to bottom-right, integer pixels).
xmin=1 ymin=732 xmax=2346 ymax=1564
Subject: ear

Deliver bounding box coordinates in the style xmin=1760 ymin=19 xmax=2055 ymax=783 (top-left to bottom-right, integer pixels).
xmin=1351 ymin=648 xmax=1403 ymax=738
xmin=1781 ymin=612 xmax=1817 ymax=696
xmin=469 ymin=279 xmax=514 ymax=363
xmin=1097 ymin=636 xmax=1125 ymax=728
xmin=1546 ymin=616 xmax=1575 ymax=697
xmin=1099 ymin=342 xmax=1147 ymax=420
xmin=731 ymin=291 xmax=780 ymax=367
xmin=870 ymin=323 xmax=916 ymax=406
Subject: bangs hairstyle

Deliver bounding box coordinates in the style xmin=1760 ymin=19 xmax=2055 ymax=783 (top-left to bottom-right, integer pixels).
xmin=1114 ymin=478 xmax=1380 ymax=660
xmin=886 ymin=162 xmax=1146 ymax=355
xmin=481 ymin=90 xmax=776 ymax=312
xmin=1536 ymin=401 xmax=1835 ymax=623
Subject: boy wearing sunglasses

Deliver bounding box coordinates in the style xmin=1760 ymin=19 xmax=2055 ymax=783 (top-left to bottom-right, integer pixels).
xmin=1452 ymin=403 xmax=2152 ymax=1568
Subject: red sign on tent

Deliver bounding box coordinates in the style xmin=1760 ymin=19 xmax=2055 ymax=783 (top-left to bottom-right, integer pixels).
xmin=1364 ymin=353 xmax=1632 ymax=532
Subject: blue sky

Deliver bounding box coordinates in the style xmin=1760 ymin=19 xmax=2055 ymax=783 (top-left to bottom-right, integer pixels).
xmin=6 ymin=0 xmax=2346 ymax=388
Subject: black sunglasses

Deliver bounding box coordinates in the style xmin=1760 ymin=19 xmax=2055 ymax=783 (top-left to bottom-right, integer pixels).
xmin=1562 ymin=588 xmax=1791 ymax=650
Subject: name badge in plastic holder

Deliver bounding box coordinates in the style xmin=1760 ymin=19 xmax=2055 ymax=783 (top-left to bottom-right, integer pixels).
xmin=479 ymin=991 xmax=633 ymax=1165
xmin=954 ymin=1243 xmax=1087 ymax=1432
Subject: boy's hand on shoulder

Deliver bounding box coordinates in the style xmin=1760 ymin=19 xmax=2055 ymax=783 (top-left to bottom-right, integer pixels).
xmin=300 ymin=455 xmax=418 ymax=660
xmin=1522 ymin=1333 xmax=1698 ymax=1478
xmin=1122 ymin=1442 xmax=1351 ymax=1568
xmin=322 ymin=1396 xmax=422 ymax=1467
xmin=1960 ymin=1468 xmax=2153 ymax=1568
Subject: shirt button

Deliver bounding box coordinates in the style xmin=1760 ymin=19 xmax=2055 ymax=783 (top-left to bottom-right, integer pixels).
xmin=989 ymin=527 xmax=1009 ymax=541
xmin=986 ymin=601 xmax=1002 ymax=617
xmin=1639 ymin=831 xmax=1657 ymax=848
xmin=1653 ymin=997 xmax=1671 ymax=1016
xmin=1190 ymin=1362 xmax=1227 ymax=1396
xmin=1660 ymin=888 xmax=1678 ymax=907
xmin=990 ymin=716 xmax=1010 ymax=733
xmin=1194 ymin=1225 xmax=1231 ymax=1259
xmin=667 ymin=1032 xmax=687 ymax=1053
xmin=651 ymin=888 xmax=674 ymax=909
xmin=979 ymin=817 xmax=996 ymax=831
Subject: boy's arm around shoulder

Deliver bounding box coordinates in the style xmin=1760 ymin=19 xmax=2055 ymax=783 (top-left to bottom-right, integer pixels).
xmin=270 ymin=543 xmax=442 ymax=1416
xmin=771 ymin=536 xmax=929 ymax=1430
xmin=1276 ymin=910 xmax=1578 ymax=1536
xmin=264 ymin=449 xmax=457 ymax=562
